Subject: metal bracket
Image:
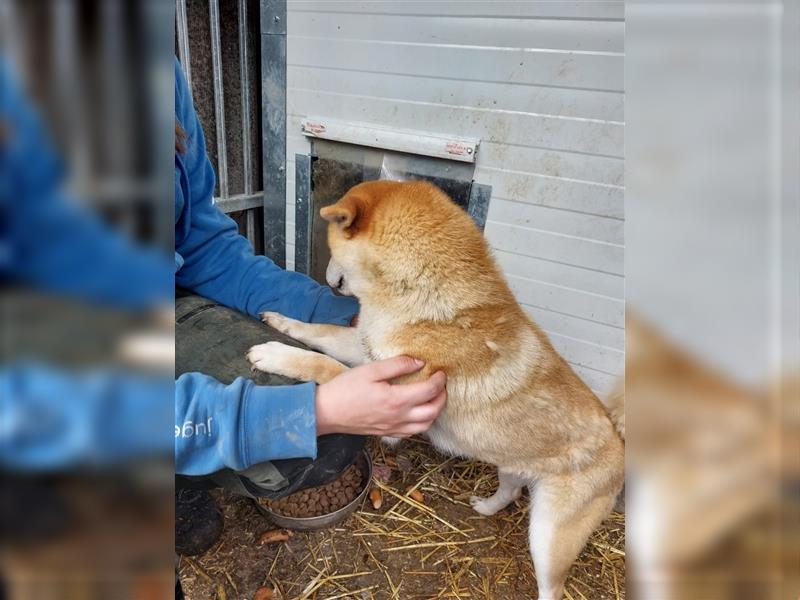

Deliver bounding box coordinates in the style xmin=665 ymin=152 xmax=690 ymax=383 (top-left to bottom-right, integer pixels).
xmin=294 ymin=154 xmax=313 ymax=275
xmin=467 ymin=183 xmax=492 ymax=231
xmin=261 ymin=0 xmax=286 ymax=35
xmin=301 ymin=117 xmax=479 ymax=164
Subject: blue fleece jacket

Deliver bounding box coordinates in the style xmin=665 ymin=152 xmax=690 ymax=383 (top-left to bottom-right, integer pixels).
xmin=173 ymin=58 xmax=358 ymax=474
xmin=0 ymin=57 xmax=358 ymax=474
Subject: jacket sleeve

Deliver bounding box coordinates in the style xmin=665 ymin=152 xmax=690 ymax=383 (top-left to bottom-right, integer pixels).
xmin=0 ymin=59 xmax=172 ymax=310
xmin=175 ymin=372 xmax=319 ymax=476
xmin=0 ymin=365 xmax=173 ymax=471
xmin=0 ymin=365 xmax=319 ymax=474
xmin=173 ymin=59 xmax=358 ymax=325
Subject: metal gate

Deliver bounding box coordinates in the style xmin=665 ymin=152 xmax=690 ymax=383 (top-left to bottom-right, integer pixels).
xmin=175 ymin=0 xmax=287 ymax=262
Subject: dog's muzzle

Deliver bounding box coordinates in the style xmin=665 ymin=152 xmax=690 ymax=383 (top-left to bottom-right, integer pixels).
xmin=326 ymin=258 xmax=351 ymax=295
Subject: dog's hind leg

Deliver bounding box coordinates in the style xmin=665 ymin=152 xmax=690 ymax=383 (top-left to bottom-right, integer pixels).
xmin=260 ymin=312 xmax=365 ymax=366
xmin=470 ymin=469 xmax=526 ymax=516
xmin=528 ymin=473 xmax=619 ymax=600
xmin=247 ymin=341 xmax=348 ymax=384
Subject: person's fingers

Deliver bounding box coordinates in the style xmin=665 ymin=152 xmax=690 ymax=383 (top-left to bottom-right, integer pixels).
xmin=367 ymin=355 xmax=425 ymax=381
xmin=393 ymin=370 xmax=447 ymax=405
xmin=405 ymin=388 xmax=447 ymax=422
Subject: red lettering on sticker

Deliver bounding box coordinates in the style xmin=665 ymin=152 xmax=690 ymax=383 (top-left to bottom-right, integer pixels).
xmin=445 ymin=141 xmax=468 ymax=156
xmin=303 ymin=122 xmax=326 ymax=135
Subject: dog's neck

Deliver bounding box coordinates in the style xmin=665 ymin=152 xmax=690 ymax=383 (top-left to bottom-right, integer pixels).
xmin=359 ymin=272 xmax=507 ymax=326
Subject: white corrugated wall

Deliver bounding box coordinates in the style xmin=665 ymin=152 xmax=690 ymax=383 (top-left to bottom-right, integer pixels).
xmin=284 ymin=1 xmax=624 ymax=396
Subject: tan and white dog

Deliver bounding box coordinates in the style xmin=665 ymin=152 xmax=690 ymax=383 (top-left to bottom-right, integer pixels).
xmin=247 ymin=180 xmax=624 ymax=599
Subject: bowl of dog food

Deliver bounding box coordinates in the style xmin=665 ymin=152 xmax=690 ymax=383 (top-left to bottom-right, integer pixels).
xmin=254 ymin=449 xmax=372 ymax=531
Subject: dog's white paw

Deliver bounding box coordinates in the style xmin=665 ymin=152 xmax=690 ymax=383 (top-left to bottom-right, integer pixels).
xmin=470 ymin=495 xmax=500 ymax=516
xmin=260 ymin=311 xmax=297 ymax=336
xmin=247 ymin=341 xmax=302 ymax=378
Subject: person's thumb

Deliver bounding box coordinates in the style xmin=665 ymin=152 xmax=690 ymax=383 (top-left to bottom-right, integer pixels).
xmin=369 ymin=355 xmax=425 ymax=381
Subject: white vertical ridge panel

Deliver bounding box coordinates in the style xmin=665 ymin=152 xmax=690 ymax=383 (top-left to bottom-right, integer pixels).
xmin=288 ymin=37 xmax=624 ymax=91
xmin=288 ymin=66 xmax=624 ymax=121
xmin=288 ymin=88 xmax=623 ymax=157
xmin=291 ymin=13 xmax=625 ymax=53
xmin=488 ymin=198 xmax=623 ymax=244
xmin=476 ymin=165 xmax=624 ymax=214
xmin=522 ymin=304 xmax=624 ymax=351
xmin=496 ymin=249 xmax=624 ymax=300
xmin=485 ymin=221 xmax=624 ymax=276
xmin=286 ymin=1 xmax=624 ymax=390
xmin=476 ymin=145 xmax=624 ymax=187
xmin=289 ymin=2 xmax=624 ymax=20
xmin=506 ymin=273 xmax=623 ymax=327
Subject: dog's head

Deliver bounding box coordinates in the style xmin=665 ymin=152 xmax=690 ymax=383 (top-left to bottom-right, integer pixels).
xmin=320 ymin=180 xmax=483 ymax=303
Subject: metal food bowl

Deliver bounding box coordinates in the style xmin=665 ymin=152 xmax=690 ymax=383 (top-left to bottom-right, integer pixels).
xmin=253 ymin=449 xmax=372 ymax=531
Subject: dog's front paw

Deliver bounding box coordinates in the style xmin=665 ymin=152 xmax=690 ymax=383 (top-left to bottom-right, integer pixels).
xmin=380 ymin=436 xmax=402 ymax=449
xmin=247 ymin=341 xmax=306 ymax=379
xmin=260 ymin=311 xmax=297 ymax=336
xmin=470 ymin=495 xmax=500 ymax=516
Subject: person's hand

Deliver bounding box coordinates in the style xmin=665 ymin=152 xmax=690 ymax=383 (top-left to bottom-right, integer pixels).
xmin=315 ymin=356 xmax=446 ymax=437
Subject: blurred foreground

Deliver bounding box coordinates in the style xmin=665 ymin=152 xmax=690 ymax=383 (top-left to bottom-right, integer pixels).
xmin=626 ymin=1 xmax=798 ymax=598
xmin=1 ymin=1 xmax=174 ymax=598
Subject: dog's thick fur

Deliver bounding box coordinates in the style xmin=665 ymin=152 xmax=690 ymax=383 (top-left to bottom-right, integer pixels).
xmin=248 ymin=181 xmax=624 ymax=599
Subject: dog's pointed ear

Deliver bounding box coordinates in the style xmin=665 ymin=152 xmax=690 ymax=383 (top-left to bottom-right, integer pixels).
xmin=321 ymin=195 xmax=361 ymax=237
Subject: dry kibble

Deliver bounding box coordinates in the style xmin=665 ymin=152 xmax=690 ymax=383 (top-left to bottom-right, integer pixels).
xmin=259 ymin=461 xmax=364 ymax=518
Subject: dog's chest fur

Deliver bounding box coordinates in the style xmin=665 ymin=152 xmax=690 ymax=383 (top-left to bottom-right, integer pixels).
xmin=357 ymin=308 xmax=403 ymax=362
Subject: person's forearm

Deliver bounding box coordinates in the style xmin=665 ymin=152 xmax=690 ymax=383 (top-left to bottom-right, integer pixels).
xmin=173 ymin=57 xmax=357 ymax=325
xmin=175 ymin=373 xmax=319 ymax=475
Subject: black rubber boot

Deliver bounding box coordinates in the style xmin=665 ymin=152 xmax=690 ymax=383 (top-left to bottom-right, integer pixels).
xmin=175 ymin=489 xmax=223 ymax=556
xmin=0 ymin=474 xmax=71 ymax=543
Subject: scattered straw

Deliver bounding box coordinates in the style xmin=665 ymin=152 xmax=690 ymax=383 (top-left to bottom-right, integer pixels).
xmin=179 ymin=437 xmax=625 ymax=599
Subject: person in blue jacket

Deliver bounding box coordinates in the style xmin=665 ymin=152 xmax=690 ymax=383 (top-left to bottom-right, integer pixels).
xmin=1 ymin=54 xmax=447 ymax=555
xmin=172 ymin=54 xmax=446 ymax=555
xmin=172 ymin=54 xmax=446 ymax=481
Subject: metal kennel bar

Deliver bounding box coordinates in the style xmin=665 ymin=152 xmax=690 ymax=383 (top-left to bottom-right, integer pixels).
xmin=238 ymin=0 xmax=255 ymax=242
xmin=176 ymin=0 xmax=192 ymax=94
xmin=208 ymin=0 xmax=229 ymax=200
